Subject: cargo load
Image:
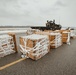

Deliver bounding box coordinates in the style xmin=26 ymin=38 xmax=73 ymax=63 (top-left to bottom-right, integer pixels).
xmin=0 ymin=34 xmax=16 ymax=58
xmin=35 ymin=31 xmax=62 ymax=48
xmin=26 ymin=29 xmax=40 ymax=35
xmin=20 ymin=34 xmax=50 ymax=60
xmin=50 ymin=32 xmax=62 ymax=48
xmin=62 ymin=31 xmax=70 ymax=44
xmin=52 ymin=30 xmax=71 ymax=45
xmin=70 ymin=30 xmax=76 ymax=38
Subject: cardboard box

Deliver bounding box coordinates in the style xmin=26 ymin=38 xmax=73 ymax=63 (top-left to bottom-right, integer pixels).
xmin=62 ymin=38 xmax=67 ymax=43
xmin=35 ymin=31 xmax=62 ymax=48
xmin=61 ymin=30 xmax=70 ymax=32
xmin=26 ymin=29 xmax=38 ymax=35
xmin=35 ymin=31 xmax=52 ymax=42
xmin=50 ymin=33 xmax=62 ymax=48
xmin=20 ymin=34 xmax=50 ymax=60
xmin=28 ymin=53 xmax=42 ymax=60
xmin=62 ymin=33 xmax=68 ymax=37
xmin=26 ymin=39 xmax=34 ymax=48
xmin=62 ymin=31 xmax=70 ymax=43
xmin=0 ymin=34 xmax=16 ymax=58
xmin=70 ymin=30 xmax=76 ymax=38
xmin=20 ymin=37 xmax=25 ymax=46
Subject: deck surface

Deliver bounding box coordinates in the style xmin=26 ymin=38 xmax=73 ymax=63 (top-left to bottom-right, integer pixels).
xmin=0 ymin=34 xmax=76 ymax=75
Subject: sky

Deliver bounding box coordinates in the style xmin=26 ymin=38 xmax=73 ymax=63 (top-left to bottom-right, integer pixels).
xmin=0 ymin=0 xmax=76 ymax=27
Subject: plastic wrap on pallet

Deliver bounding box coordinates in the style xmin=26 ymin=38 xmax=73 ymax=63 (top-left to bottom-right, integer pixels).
xmin=70 ymin=30 xmax=76 ymax=38
xmin=62 ymin=31 xmax=70 ymax=44
xmin=0 ymin=34 xmax=15 ymax=58
xmin=19 ymin=34 xmax=50 ymax=60
xmin=50 ymin=32 xmax=62 ymax=48
xmin=26 ymin=29 xmax=39 ymax=35
xmin=35 ymin=31 xmax=62 ymax=48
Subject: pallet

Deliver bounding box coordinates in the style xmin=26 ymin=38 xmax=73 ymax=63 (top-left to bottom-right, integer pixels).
xmin=8 ymin=33 xmax=18 ymax=52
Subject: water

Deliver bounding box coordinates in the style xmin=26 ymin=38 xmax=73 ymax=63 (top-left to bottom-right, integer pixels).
xmin=0 ymin=27 xmax=76 ymax=35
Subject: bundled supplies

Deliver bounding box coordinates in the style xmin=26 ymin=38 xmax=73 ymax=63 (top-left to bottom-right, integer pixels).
xmin=26 ymin=29 xmax=40 ymax=35
xmin=62 ymin=31 xmax=70 ymax=44
xmin=50 ymin=32 xmax=62 ymax=48
xmin=35 ymin=31 xmax=62 ymax=48
xmin=70 ymin=30 xmax=76 ymax=38
xmin=20 ymin=34 xmax=50 ymax=60
xmin=53 ymin=30 xmax=71 ymax=45
xmin=0 ymin=34 xmax=16 ymax=58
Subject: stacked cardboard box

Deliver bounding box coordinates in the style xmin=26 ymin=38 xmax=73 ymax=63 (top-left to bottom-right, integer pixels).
xmin=35 ymin=31 xmax=51 ymax=41
xmin=35 ymin=31 xmax=62 ymax=48
xmin=26 ymin=29 xmax=40 ymax=35
xmin=62 ymin=31 xmax=70 ymax=44
xmin=50 ymin=32 xmax=62 ymax=48
xmin=20 ymin=34 xmax=50 ymax=60
xmin=0 ymin=35 xmax=16 ymax=58
xmin=54 ymin=30 xmax=70 ymax=34
xmin=70 ymin=30 xmax=76 ymax=38
xmin=51 ymin=30 xmax=71 ymax=44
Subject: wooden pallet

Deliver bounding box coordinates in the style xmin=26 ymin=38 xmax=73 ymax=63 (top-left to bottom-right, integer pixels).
xmin=8 ymin=33 xmax=17 ymax=52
